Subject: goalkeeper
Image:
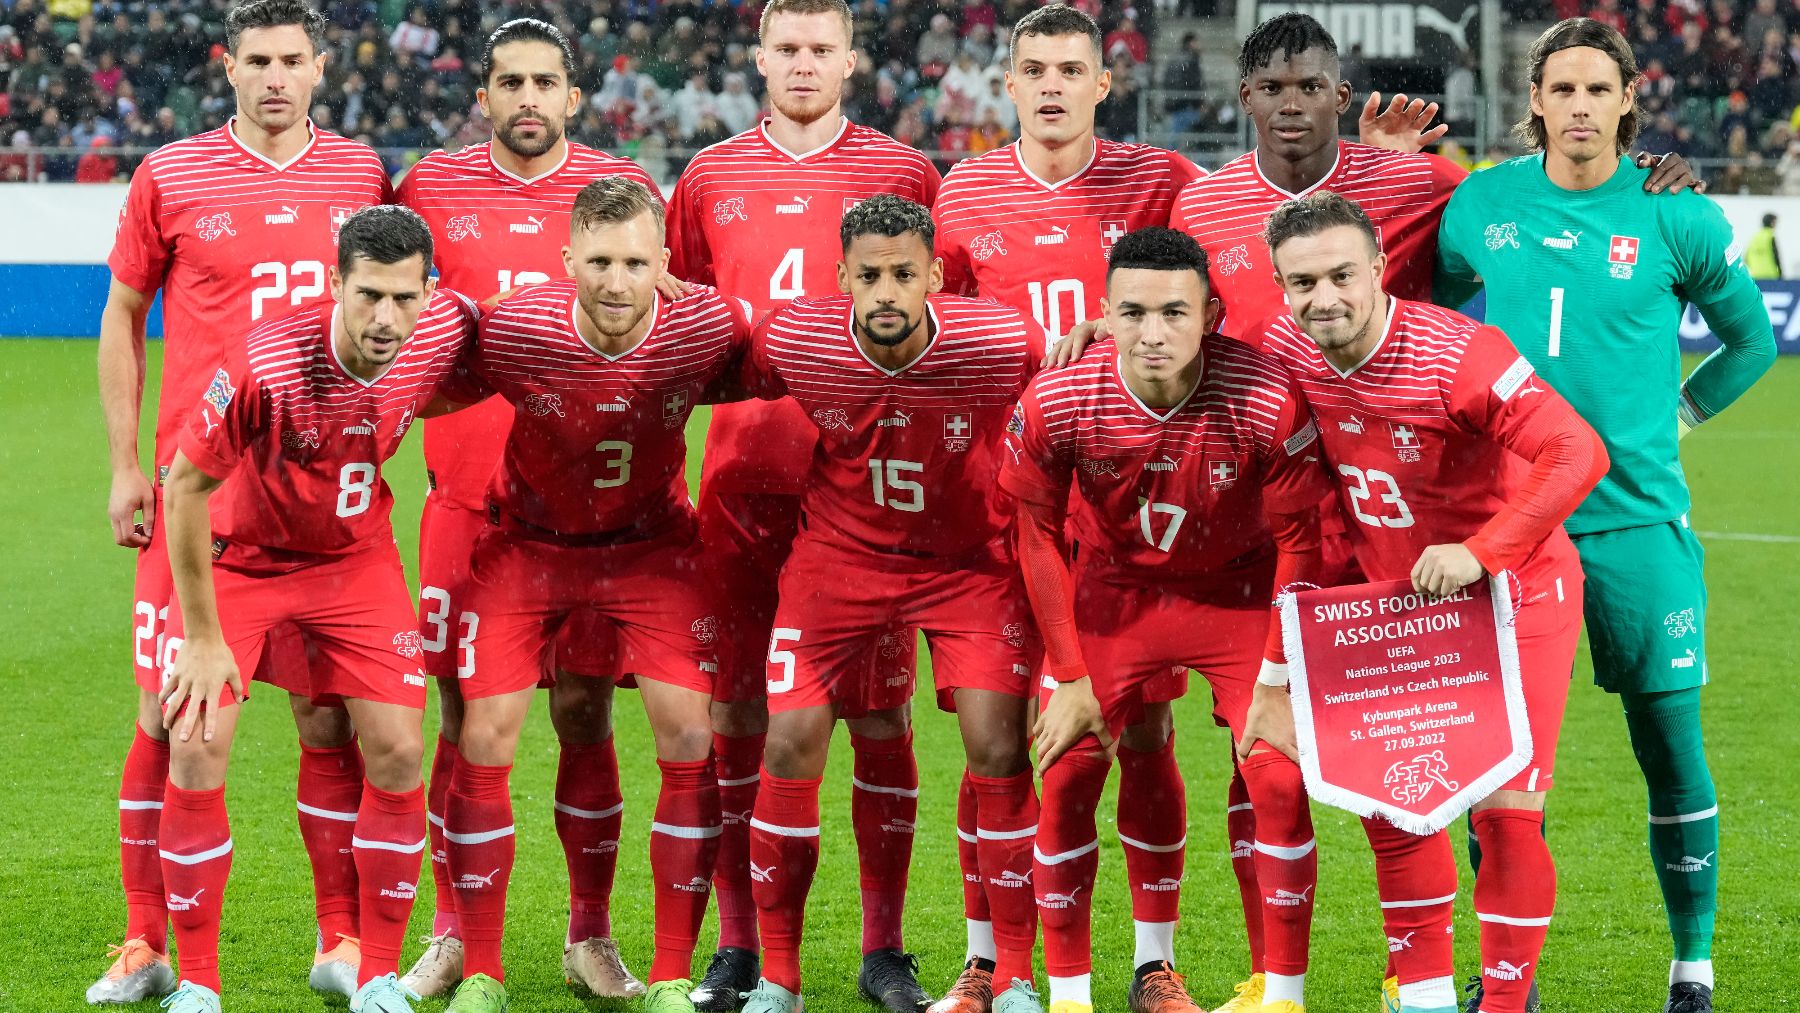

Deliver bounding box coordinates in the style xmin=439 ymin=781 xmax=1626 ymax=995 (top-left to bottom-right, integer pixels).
xmin=1434 ymin=18 xmax=1775 ymax=1013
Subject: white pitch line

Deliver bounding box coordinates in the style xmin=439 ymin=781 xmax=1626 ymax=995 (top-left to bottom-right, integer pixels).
xmin=1696 ymin=530 xmax=1800 ymax=544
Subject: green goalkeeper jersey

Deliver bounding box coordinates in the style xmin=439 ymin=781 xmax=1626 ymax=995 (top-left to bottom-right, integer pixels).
xmin=1437 ymin=154 xmax=1775 ymax=535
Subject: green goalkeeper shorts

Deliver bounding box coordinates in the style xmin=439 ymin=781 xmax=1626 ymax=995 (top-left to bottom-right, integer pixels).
xmin=1571 ymin=519 xmax=1709 ymax=694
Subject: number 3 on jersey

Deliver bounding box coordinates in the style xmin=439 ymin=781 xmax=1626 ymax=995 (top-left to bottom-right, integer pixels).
xmin=1338 ymin=464 xmax=1415 ymax=528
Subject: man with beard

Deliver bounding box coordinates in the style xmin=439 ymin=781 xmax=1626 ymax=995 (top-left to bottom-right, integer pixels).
xmin=664 ymin=2 xmax=941 ymax=1009
xmin=93 ymin=0 xmax=392 ymax=1002
xmin=395 ymin=18 xmax=661 ymax=1001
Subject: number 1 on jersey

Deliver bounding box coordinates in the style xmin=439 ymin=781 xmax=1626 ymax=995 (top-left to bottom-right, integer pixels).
xmin=1547 ymin=287 xmax=1564 ymax=357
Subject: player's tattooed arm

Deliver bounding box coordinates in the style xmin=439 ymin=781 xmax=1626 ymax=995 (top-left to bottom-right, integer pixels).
xmin=159 ymin=453 xmax=243 ymax=744
xmin=1636 ymin=152 xmax=1705 ymax=194
xmin=1358 ymin=92 xmax=1449 ymax=154
xmin=99 ymin=278 xmax=155 ymax=547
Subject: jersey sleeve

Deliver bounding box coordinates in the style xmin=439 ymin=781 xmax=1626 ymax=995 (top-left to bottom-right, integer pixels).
xmin=1165 ymin=149 xmax=1208 ymax=190
xmin=914 ymin=156 xmax=944 ymax=207
xmin=664 ymin=169 xmax=715 ymax=286
xmin=996 ymin=388 xmax=1072 ymax=509
xmin=740 ymin=313 xmax=789 ymax=400
xmin=177 ymin=354 xmax=261 ymax=480
xmin=1448 ymin=326 xmax=1610 ymax=574
xmin=107 ymin=168 xmax=169 ymax=295
xmin=1667 ymin=194 xmax=1779 ymax=424
xmin=1432 ymin=180 xmax=1485 ymax=309
xmin=1256 ymin=374 xmax=1332 ymax=516
xmin=703 ymin=295 xmax=761 ymax=404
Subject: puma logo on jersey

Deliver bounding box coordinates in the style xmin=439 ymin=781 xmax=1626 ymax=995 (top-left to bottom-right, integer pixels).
xmin=1541 ymin=229 xmax=1581 ymax=251
xmin=775 ymin=195 xmax=813 ymax=214
xmin=1216 ymin=244 xmax=1253 ymax=276
xmin=595 ymin=395 xmax=632 ymax=413
xmin=1035 ymin=224 xmax=1070 ymax=246
xmin=713 ymin=197 xmax=748 ymax=225
xmin=264 ymin=205 xmax=299 ymax=225
xmin=1144 ymin=454 xmax=1180 ymax=472
xmin=445 ymin=214 xmax=482 ymax=242
xmin=510 ymin=215 xmax=548 ymax=235
xmin=969 ymin=230 xmax=1007 ymax=261
xmin=1664 ymin=851 xmax=1715 ymax=872
xmin=342 ymin=417 xmax=379 ymax=436
xmin=1338 ymin=414 xmax=1366 ymax=435
xmin=1267 ymin=886 xmax=1314 ymax=906
xmin=200 ymin=409 xmax=220 ymax=438
xmin=1484 ymin=223 xmax=1519 ymax=250
xmin=877 ymin=410 xmax=912 ymax=428
xmin=1484 ymin=960 xmax=1531 ymax=981
xmin=195 ymin=213 xmax=237 ymax=241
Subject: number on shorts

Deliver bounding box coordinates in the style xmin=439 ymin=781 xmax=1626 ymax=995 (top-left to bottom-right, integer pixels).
xmin=868 ymin=459 xmax=925 ymax=513
xmin=455 ymin=611 xmax=479 ymax=680
xmin=1339 ymin=464 xmax=1415 ymax=529
xmin=420 ymin=586 xmax=451 ymax=652
xmin=1137 ymin=501 xmax=1188 ymax=552
xmin=769 ymin=247 xmax=805 ymax=301
xmin=250 ymin=260 xmax=326 ymax=321
xmin=768 ymin=628 xmax=801 ymax=694
xmin=336 ymin=462 xmax=377 ymax=517
xmin=133 ymin=600 xmax=167 ymax=671
xmin=593 ymin=441 xmax=633 ymax=488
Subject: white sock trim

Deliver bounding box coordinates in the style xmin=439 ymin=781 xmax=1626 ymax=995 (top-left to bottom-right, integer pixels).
xmin=1253 ymin=838 xmax=1317 ymax=860
xmin=851 ymin=776 xmax=920 ymax=798
xmin=1033 ymin=839 xmax=1099 ymax=865
xmin=1648 ymin=806 xmax=1718 ymax=825
xmin=976 ymin=824 xmax=1038 ymax=841
xmin=296 ymin=801 xmax=358 ymax=822
xmin=1118 ymin=831 xmax=1186 ymax=853
xmin=651 ymin=821 xmax=723 ymax=839
xmin=747 ymin=817 xmax=819 ymax=838
xmin=553 ymin=800 xmax=624 ymax=820
xmin=1475 ymin=911 xmax=1553 ymax=927
xmin=443 ymin=824 xmax=514 ymax=845
xmin=119 ymin=799 xmax=165 ymax=811
xmin=352 ymin=835 xmax=429 ymax=854
xmin=158 ymin=838 xmax=233 ymax=865
xmin=1380 ymin=892 xmax=1457 ymax=909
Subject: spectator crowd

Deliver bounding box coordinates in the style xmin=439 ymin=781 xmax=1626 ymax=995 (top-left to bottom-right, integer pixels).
xmin=4 ymin=0 xmax=1800 ymax=192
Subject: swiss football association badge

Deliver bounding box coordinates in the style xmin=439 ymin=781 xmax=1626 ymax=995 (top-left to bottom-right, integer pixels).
xmin=1608 ymin=234 xmax=1638 ymax=280
xmin=943 ymin=413 xmax=972 ymax=452
xmin=663 ymin=389 xmax=690 ymax=429
xmin=1099 ymin=219 xmax=1129 ymax=253
xmin=1389 ymin=422 xmax=1422 ymax=463
xmin=1208 ymin=458 xmax=1238 ymax=489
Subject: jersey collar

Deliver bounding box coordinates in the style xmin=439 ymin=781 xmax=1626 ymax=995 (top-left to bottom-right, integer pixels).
xmin=1112 ymin=347 xmax=1204 ymax=423
xmin=224 ymin=115 xmax=318 ymax=172
xmin=847 ymin=299 xmax=941 ymax=377
xmin=328 ymin=303 xmax=400 ymax=388
xmin=758 ymin=116 xmax=851 ymax=163
xmin=1012 ymin=138 xmax=1098 ymax=192
xmin=1324 ymin=294 xmax=1400 ymax=379
xmin=571 ymin=288 xmax=663 ymax=362
xmin=488 ymin=139 xmax=571 ymax=185
xmin=1251 ymin=140 xmax=1343 ymax=200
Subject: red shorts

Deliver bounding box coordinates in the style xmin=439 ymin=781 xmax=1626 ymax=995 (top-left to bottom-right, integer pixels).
xmin=1038 ymin=577 xmax=1268 ymax=738
xmin=417 ymin=495 xmax=618 ymax=682
xmin=699 ymin=489 xmax=915 ymax=711
xmin=768 ymin=537 xmax=1036 ymax=715
xmin=1498 ymin=567 xmax=1583 ymax=793
xmin=131 ymin=488 xmax=313 ymax=698
xmin=161 ymin=544 xmax=429 ymax=710
xmin=455 ymin=518 xmax=719 ymax=701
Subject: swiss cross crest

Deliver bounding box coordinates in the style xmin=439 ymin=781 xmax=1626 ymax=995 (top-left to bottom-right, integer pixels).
xmin=1609 ymin=234 xmax=1639 ymax=279
xmin=843 ymin=196 xmax=863 ymax=215
xmin=943 ymin=413 xmax=972 ymax=452
xmin=1099 ymin=219 xmax=1129 ymax=252
xmin=663 ymin=389 xmax=690 ymax=428
xmin=1389 ymin=422 xmax=1422 ymax=463
xmin=330 ymin=206 xmax=354 ymax=242
xmin=1208 ymin=458 xmax=1238 ymax=489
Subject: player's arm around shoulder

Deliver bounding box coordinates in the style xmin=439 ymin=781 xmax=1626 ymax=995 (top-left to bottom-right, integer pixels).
xmin=1432 ymin=167 xmax=1493 ymax=308
xmin=703 ymin=291 xmax=772 ymax=405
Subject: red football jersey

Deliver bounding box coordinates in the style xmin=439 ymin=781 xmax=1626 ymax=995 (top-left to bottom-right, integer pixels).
xmin=398 ymin=141 xmax=661 ymax=510
xmin=667 ymin=118 xmax=943 ymax=495
xmin=452 ymin=279 xmax=751 ymax=538
xmin=108 ymin=119 xmax=394 ymax=466
xmin=177 ymin=290 xmax=479 ymax=571
xmin=1171 ymin=142 xmax=1465 ymax=341
xmin=745 ymin=294 xmax=1039 ymax=560
xmin=1001 ymin=334 xmax=1330 ymax=586
xmin=1259 ymin=299 xmax=1581 ymax=588
xmin=933 ymin=139 xmax=1204 ymax=344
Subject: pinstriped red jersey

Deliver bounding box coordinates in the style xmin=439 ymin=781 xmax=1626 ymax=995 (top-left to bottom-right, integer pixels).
xmin=108 ymin=119 xmax=394 ymax=466
xmin=397 ymin=141 xmax=660 ymax=511
xmin=744 ymin=294 xmax=1040 ymax=560
xmin=1171 ymin=142 xmax=1465 ymax=341
xmin=177 ymin=290 xmax=478 ymax=571
xmin=451 ymin=279 xmax=752 ymax=539
xmin=1001 ymin=334 xmax=1329 ymax=586
xmin=932 ymin=139 xmax=1204 ymax=344
xmin=1259 ymin=299 xmax=1581 ymax=587
xmin=667 ymin=118 xmax=942 ymax=495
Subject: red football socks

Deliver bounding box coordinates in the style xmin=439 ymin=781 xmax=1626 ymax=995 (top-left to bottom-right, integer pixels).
xmin=1241 ymin=751 xmax=1317 ymax=976
xmin=1363 ymin=816 xmax=1457 ymax=985
xmin=969 ymin=770 xmax=1039 ymax=988
xmin=648 ymin=757 xmax=721 ymax=983
xmin=1472 ymin=809 xmax=1555 ymax=1013
xmin=1117 ymin=735 xmax=1186 ymax=925
xmin=424 ymin=734 xmax=460 ymax=938
xmin=957 ymin=770 xmax=991 ymax=925
xmin=1227 ymin=764 xmax=1266 ymax=974
xmin=445 ymin=761 xmax=514 ymax=981
xmin=1035 ymin=746 xmax=1109 ymax=978
xmin=749 ymin=771 xmax=822 ymax=993
xmin=297 ymin=738 xmax=363 ymax=947
xmin=119 ymin=726 xmax=170 ymax=952
xmin=159 ymin=783 xmax=232 ymax=992
xmin=851 ymin=730 xmax=918 ymax=955
xmin=556 ymin=738 xmax=624 ymax=942
xmin=712 ymin=731 xmax=764 ymax=953
xmin=353 ymin=781 xmax=426 ymax=983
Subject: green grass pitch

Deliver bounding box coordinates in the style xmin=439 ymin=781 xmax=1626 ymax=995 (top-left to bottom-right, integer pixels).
xmin=1 ymin=342 xmax=1794 ymax=1011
